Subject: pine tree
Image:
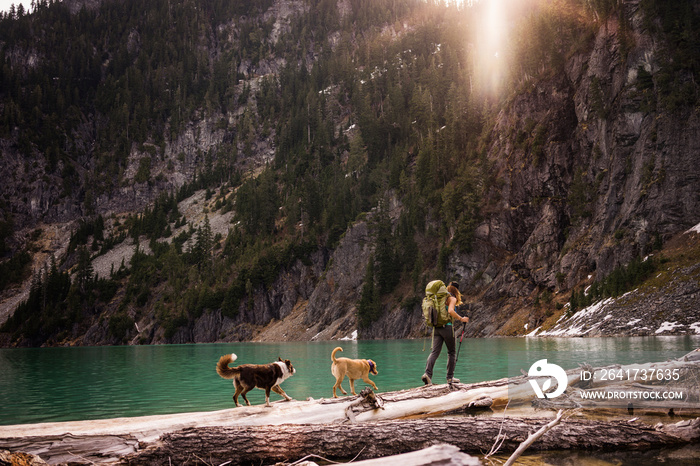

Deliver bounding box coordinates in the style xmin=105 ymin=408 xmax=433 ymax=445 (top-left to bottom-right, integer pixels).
xmin=191 ymin=215 xmax=213 ymax=271
xmin=75 ymin=246 xmax=94 ymax=293
xmin=357 ymin=255 xmax=381 ymax=328
xmin=372 ymin=205 xmax=400 ymax=295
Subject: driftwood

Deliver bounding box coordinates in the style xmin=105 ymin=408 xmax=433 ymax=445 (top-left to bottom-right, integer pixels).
xmin=503 ymin=409 xmax=564 ymax=466
xmin=345 ymin=386 xmax=385 ymax=423
xmin=0 ymin=383 xmax=494 ymax=442
xmin=121 ymin=416 xmax=700 ymax=465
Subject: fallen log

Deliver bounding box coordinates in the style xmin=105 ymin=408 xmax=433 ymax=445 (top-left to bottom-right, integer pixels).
xmin=0 ymin=383 xmax=490 ymax=443
xmin=121 ymin=416 xmax=700 ymax=465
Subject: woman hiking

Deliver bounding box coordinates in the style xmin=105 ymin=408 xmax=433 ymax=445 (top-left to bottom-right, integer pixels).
xmin=421 ymin=281 xmax=469 ymax=385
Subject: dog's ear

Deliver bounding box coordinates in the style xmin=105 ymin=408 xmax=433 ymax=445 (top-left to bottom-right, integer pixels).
xmin=369 ymin=360 xmax=378 ymax=374
xmin=278 ymin=357 xmax=283 ymax=361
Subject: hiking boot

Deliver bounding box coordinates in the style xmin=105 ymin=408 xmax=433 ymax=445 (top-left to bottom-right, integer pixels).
xmin=421 ymin=373 xmax=432 ymax=385
xmin=447 ymin=377 xmax=460 ymax=384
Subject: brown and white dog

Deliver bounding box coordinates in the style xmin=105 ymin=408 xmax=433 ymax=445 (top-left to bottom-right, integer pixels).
xmin=331 ymin=346 xmax=378 ymax=398
xmin=216 ymin=353 xmax=295 ymax=407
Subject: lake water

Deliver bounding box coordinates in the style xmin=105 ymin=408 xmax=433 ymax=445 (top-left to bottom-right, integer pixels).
xmin=1 ymin=335 xmax=699 ymax=426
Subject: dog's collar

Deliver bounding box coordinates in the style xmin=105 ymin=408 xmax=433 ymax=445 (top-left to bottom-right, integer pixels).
xmin=367 ymin=360 xmax=375 ymax=371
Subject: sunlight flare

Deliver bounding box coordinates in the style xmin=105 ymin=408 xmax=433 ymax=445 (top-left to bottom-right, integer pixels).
xmin=475 ymin=0 xmax=509 ymax=96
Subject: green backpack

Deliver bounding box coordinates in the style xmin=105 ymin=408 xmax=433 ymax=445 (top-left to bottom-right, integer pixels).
xmin=422 ymin=280 xmax=451 ymax=327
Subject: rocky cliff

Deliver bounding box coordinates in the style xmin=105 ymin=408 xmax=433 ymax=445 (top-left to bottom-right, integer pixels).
xmin=294 ymin=0 xmax=700 ymax=341
xmin=457 ymin=2 xmax=700 ymax=337
xmin=1 ymin=0 xmax=698 ymax=346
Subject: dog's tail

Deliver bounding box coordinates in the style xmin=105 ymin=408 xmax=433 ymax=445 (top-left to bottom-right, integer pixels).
xmin=331 ymin=346 xmax=343 ymax=362
xmin=216 ymin=353 xmax=240 ymax=379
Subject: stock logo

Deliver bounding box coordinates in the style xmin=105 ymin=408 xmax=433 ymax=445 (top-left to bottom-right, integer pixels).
xmin=528 ymin=359 xmax=568 ymax=399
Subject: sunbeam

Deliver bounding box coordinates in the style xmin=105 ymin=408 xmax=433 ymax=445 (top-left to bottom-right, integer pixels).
xmin=471 ymin=0 xmax=510 ymax=96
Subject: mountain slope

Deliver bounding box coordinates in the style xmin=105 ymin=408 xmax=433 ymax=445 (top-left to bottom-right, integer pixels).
xmin=0 ymin=0 xmax=698 ymax=346
xmin=458 ymin=0 xmax=700 ymax=337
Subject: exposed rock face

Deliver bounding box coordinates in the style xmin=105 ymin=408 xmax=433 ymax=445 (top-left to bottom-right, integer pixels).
xmin=175 ymin=248 xmax=327 ymax=344
xmin=304 ymin=222 xmax=371 ymax=333
xmin=452 ymin=6 xmax=700 ymax=338
xmin=62 ymin=0 xmax=103 ymax=14
xmin=1 ymin=1 xmax=698 ymax=346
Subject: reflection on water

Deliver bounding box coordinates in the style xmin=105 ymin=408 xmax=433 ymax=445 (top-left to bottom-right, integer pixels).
xmin=0 ymin=335 xmax=698 ymax=426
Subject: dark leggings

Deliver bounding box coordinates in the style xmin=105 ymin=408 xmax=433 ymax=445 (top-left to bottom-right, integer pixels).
xmin=425 ymin=325 xmax=456 ymax=380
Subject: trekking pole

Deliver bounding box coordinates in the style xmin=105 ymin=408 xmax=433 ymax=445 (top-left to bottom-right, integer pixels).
xmin=455 ymin=322 xmax=466 ymax=363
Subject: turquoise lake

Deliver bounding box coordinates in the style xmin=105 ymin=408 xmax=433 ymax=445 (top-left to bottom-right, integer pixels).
xmin=1 ymin=335 xmax=698 ymax=426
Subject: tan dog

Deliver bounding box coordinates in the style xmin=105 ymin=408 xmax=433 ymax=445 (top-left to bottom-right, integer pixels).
xmin=331 ymin=346 xmax=378 ymax=398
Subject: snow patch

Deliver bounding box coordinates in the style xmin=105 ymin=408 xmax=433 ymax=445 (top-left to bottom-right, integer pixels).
xmin=690 ymin=322 xmax=700 ymax=334
xmin=340 ymin=330 xmax=358 ymax=341
xmin=626 ymin=318 xmax=642 ymax=327
xmin=655 ymin=321 xmax=684 ymax=334
xmin=686 ymin=222 xmax=700 ymax=234
xmin=538 ymin=298 xmax=614 ymax=337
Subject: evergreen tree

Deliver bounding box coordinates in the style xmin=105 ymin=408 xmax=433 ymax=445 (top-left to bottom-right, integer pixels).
xmin=372 ymin=206 xmax=400 ymax=295
xmin=357 ymin=255 xmax=381 ymax=328
xmin=75 ymin=246 xmax=94 ymax=293
xmin=191 ymin=215 xmax=213 ymax=271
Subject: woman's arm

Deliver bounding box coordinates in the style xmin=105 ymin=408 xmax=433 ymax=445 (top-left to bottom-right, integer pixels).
xmin=447 ymin=296 xmax=469 ymax=323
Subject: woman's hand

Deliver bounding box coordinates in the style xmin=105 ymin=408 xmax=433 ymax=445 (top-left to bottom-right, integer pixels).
xmin=461 ymin=316 xmax=469 ymax=323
